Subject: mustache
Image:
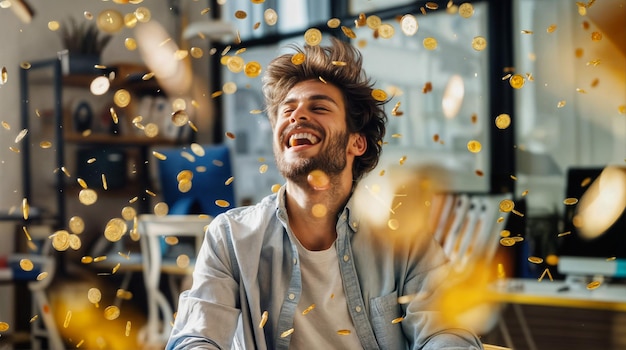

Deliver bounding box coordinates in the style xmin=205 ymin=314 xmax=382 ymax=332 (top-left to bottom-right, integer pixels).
xmin=280 ymin=121 xmax=325 ymax=144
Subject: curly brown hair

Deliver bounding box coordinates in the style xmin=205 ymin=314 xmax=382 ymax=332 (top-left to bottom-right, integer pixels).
xmin=262 ymin=37 xmax=388 ymax=181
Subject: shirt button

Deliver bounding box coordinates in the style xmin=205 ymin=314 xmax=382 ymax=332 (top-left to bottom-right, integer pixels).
xmin=343 ymin=255 xmax=349 ymax=262
xmin=293 ymin=258 xmax=297 ymax=265
xmin=355 ymin=306 xmax=362 ymax=312
xmin=288 ymin=293 xmax=295 ymax=300
xmin=352 ymin=221 xmax=358 ymax=228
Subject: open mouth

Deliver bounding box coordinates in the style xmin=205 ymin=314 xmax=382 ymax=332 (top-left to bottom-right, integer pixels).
xmin=287 ymin=132 xmax=320 ymax=148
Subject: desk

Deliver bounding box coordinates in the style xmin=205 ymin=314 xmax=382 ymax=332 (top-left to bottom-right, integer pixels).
xmin=137 ymin=214 xmax=211 ymax=347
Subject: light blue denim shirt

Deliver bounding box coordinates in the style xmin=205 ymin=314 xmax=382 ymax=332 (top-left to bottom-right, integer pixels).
xmin=166 ymin=186 xmax=483 ymax=350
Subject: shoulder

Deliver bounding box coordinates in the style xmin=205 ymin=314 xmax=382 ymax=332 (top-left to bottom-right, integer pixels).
xmin=208 ymin=193 xmax=280 ymax=239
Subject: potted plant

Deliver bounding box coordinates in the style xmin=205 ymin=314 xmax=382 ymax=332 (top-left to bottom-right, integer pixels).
xmin=57 ymin=17 xmax=112 ymax=74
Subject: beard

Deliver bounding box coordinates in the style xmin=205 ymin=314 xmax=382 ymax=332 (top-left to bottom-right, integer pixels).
xmin=275 ymin=128 xmax=350 ymax=185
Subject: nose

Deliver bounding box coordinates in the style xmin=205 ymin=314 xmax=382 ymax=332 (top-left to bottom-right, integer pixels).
xmin=289 ymin=106 xmax=309 ymax=123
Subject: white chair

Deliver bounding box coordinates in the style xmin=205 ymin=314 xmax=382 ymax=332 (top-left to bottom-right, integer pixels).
xmin=137 ymin=214 xmax=211 ymax=347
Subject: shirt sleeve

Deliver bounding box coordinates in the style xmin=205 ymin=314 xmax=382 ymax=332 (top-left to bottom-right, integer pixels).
xmin=166 ymin=217 xmax=241 ymax=350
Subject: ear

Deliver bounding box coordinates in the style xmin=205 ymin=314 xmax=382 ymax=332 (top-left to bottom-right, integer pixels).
xmin=348 ymin=133 xmax=367 ymax=156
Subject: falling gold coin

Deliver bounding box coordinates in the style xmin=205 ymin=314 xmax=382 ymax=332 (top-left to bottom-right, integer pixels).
xmin=97 ymin=9 xmax=124 ymax=33
xmin=69 ymin=234 xmax=82 ymax=250
xmin=39 ymin=141 xmax=52 ymax=148
xmin=563 ymin=197 xmax=579 ymax=205
xmin=495 ymin=114 xmax=511 ymax=129
xmin=387 ymin=218 xmax=400 ymax=230
xmin=591 ymin=32 xmax=602 ymax=41
xmin=304 ymin=28 xmax=323 ymax=46
xmin=259 ymin=164 xmax=268 ymax=173
xmin=337 ymin=329 xmax=351 ymax=335
xmin=104 ymin=305 xmax=121 ymax=320
xmin=509 ymin=74 xmax=525 ymax=89
xmin=51 ymin=230 xmax=71 ymax=251
xmin=37 ymin=272 xmax=48 ymax=281
xmin=371 ymin=89 xmax=387 ymax=102
xmin=264 ymin=8 xmax=278 ymax=26
xmin=88 ymin=288 xmax=102 ymax=304
xmin=90 ymin=76 xmax=110 ymax=95
xmin=223 ymin=82 xmax=237 ymax=95
xmin=499 ymin=199 xmax=515 ymax=212
xmin=500 ymin=230 xmax=511 ymax=237
xmin=144 ymin=122 xmax=159 ymax=137
xmin=586 ymin=281 xmax=601 ymax=290
xmin=365 ymin=15 xmax=381 ymax=29
xmin=458 ymin=2 xmax=474 ymax=18
xmin=467 ymin=140 xmax=482 ymax=153
xmin=124 ymin=37 xmax=137 ymax=51
xmin=125 ymin=321 xmax=132 ymax=337
xmin=341 ymin=26 xmax=356 ymax=39
xmin=423 ymin=37 xmax=438 ymax=50
xmin=391 ymin=316 xmax=404 ymax=324
xmin=280 ymin=328 xmax=294 ymax=338
xmin=78 ymin=189 xmax=98 ymax=205
xmin=307 ymin=170 xmax=330 ymax=190
xmin=20 ymin=258 xmax=34 ymax=271
xmin=176 ymin=254 xmax=190 ymax=268
xmin=471 ymin=36 xmax=487 ymax=51
xmin=259 ymin=310 xmax=269 ymax=328
xmin=271 ymin=184 xmax=281 ymax=193
xmin=134 ymin=7 xmax=151 ymax=23
xmin=154 ymin=202 xmax=169 ymax=216
xmin=121 ymin=206 xmax=137 ymax=221
xmin=226 ymin=55 xmax=244 ymax=73
xmin=500 ymin=237 xmax=516 ymax=247
xmin=400 ymin=14 xmax=418 ymax=36
xmin=113 ymin=89 xmax=131 ymax=108
xmin=547 ymin=24 xmax=557 ymax=33
xmin=215 ymin=199 xmax=230 ymax=208
xmin=0 ymin=322 xmax=9 ymax=332
xmin=81 ymin=256 xmax=94 ymax=264
xmin=327 ymin=18 xmax=341 ymax=28
xmin=104 ymin=218 xmax=128 ymax=242
xmin=311 ymin=203 xmax=328 ymax=218
xmin=178 ymin=179 xmax=192 ymax=193
xmin=234 ymin=10 xmax=247 ymax=19
xmin=1 ymin=67 xmax=7 ymax=85
xmin=527 ymin=256 xmax=544 ymax=264
xmin=171 ymin=110 xmax=189 ymax=127
xmin=378 ymin=23 xmax=395 ymax=39
xmin=244 ymin=61 xmax=262 ymax=78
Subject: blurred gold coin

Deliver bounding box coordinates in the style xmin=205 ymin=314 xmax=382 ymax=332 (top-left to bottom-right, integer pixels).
xmin=0 ymin=67 xmax=7 ymax=85
xmin=22 ymin=198 xmax=29 ymax=220
xmin=500 ymin=230 xmax=511 ymax=237
xmin=177 ymin=170 xmax=193 ymax=182
xmin=528 ymin=256 xmax=543 ymax=264
xmin=467 ymin=140 xmax=482 ymax=153
xmin=500 ymin=237 xmax=516 ymax=246
xmin=125 ymin=321 xmax=132 ymax=336
xmin=547 ymin=24 xmax=557 ymax=33
xmin=307 ymin=170 xmax=330 ymax=190
xmin=341 ymin=26 xmax=356 ymax=39
xmin=20 ymin=61 xmax=31 ymax=70
xmin=371 ymin=89 xmax=387 ymax=101
xmin=114 ymin=89 xmax=131 ymax=108
xmin=366 ymin=15 xmax=381 ymax=29
xmin=586 ymin=281 xmax=601 ymax=290
xmin=190 ymin=143 xmax=205 ymax=156
xmin=90 ymin=76 xmax=110 ymax=95
xmin=63 ymin=311 xmax=72 ymax=328
xmin=171 ymin=110 xmax=189 ymax=127
xmin=499 ymin=199 xmax=515 ymax=212
xmin=154 ymin=202 xmax=169 ymax=216
xmin=557 ymin=100 xmax=566 ymax=108
xmin=425 ymin=2 xmax=438 ymax=9
xmin=271 ymin=184 xmax=281 ymax=193
xmin=39 ymin=141 xmax=52 ymax=148
xmin=337 ymin=329 xmax=351 ymax=335
xmin=51 ymin=230 xmax=71 ymax=251
xmin=88 ymin=287 xmax=102 ymax=304
xmin=37 ymin=272 xmax=48 ymax=281
xmin=178 ymin=179 xmax=192 ymax=193
xmin=81 ymin=256 xmax=94 ymax=264
xmin=509 ymin=74 xmax=525 ymax=89
xmin=264 ymin=8 xmax=278 ymax=25
xmin=223 ymin=82 xmax=237 ymax=94
xmin=176 ymin=254 xmax=190 ymax=268
xmin=591 ymin=32 xmax=602 ymax=41
xmin=400 ymin=14 xmax=418 ymax=36
xmin=244 ymin=61 xmax=262 ymax=77
xmin=291 ymin=53 xmax=305 ymax=65
xmin=227 ymin=56 xmax=245 ymax=73
xmin=375 ymin=23 xmax=393 ymax=39
xmin=134 ymin=7 xmax=151 ymax=22
xmin=121 ymin=206 xmax=136 ymax=221
xmin=495 ymin=114 xmax=511 ymax=129
xmin=1 ymin=121 xmax=9 ymax=130
xmin=423 ymin=37 xmax=438 ymax=50
xmin=164 ymin=236 xmax=179 ymax=245
xmin=104 ymin=305 xmax=121 ymax=320
xmin=20 ymin=258 xmax=34 ymax=271
xmin=124 ymin=13 xmax=137 ymax=28
xmin=545 ymin=254 xmax=559 ymax=266
xmin=152 ymin=151 xmax=166 ymax=160
xmin=304 ymin=28 xmax=322 ymax=46
xmin=78 ymin=189 xmax=98 ymax=205
xmin=215 ymin=199 xmax=230 ymax=208
xmin=144 ymin=122 xmax=159 ymax=137
xmin=124 ymin=38 xmax=137 ymax=51
xmin=458 ymin=2 xmax=474 ymax=18
xmin=472 ymin=36 xmax=487 ymax=51
xmin=311 ymin=203 xmax=327 ymax=218
xmin=0 ymin=322 xmax=9 ymax=332
xmin=69 ymin=234 xmax=82 ymax=250
xmin=225 ymin=131 xmax=236 ymax=139
xmin=97 ymin=9 xmax=124 ymax=33
xmin=563 ymin=197 xmax=578 ymax=205
xmin=234 ymin=10 xmax=247 ymax=19
xmin=387 ymin=218 xmax=400 ymax=230
xmin=327 ymin=18 xmax=340 ymax=28
xmin=190 ymin=47 xmax=203 ymax=58
xmin=104 ymin=218 xmax=128 ymax=242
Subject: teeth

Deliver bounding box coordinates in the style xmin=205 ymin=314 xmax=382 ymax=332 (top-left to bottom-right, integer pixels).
xmin=288 ymin=132 xmax=319 ymax=147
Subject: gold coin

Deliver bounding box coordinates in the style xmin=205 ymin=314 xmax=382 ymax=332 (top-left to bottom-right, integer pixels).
xmin=97 ymin=9 xmax=124 ymax=33
xmin=547 ymin=24 xmax=557 ymax=33
xmin=37 ymin=272 xmax=49 ymax=281
xmin=121 ymin=206 xmax=137 ymax=221
xmin=291 ymin=53 xmax=305 ymax=65
xmin=586 ymin=281 xmax=601 ymax=290
xmin=500 ymin=237 xmax=516 ymax=247
xmin=327 ymin=18 xmax=341 ymax=28
xmin=134 ymin=7 xmax=151 ymax=22
xmin=78 ymin=189 xmax=98 ymax=205
xmin=1 ymin=121 xmax=9 ymax=130
xmin=371 ymin=89 xmax=387 ymax=102
xmin=104 ymin=305 xmax=121 ymax=320
xmin=528 ymin=256 xmax=544 ymax=264
xmin=190 ymin=47 xmax=203 ymax=58
xmin=69 ymin=234 xmax=82 ymax=250
xmin=311 ymin=203 xmax=327 ymax=218
xmin=22 ymin=198 xmax=29 ymax=220
xmin=472 ymin=36 xmax=487 ymax=51
xmin=264 ymin=8 xmax=278 ymax=26
xmin=467 ymin=140 xmax=482 ymax=153
xmin=164 ymin=236 xmax=179 ymax=245
xmin=378 ymin=23 xmax=395 ymax=39
xmin=52 ymin=230 xmax=71 ymax=251
xmin=509 ymin=74 xmax=525 ymax=89
xmin=226 ymin=55 xmax=245 ymax=73
xmin=259 ymin=310 xmax=269 ymax=328
xmin=400 ymin=14 xmax=418 ymax=36
xmin=341 ymin=26 xmax=356 ymax=39
xmin=563 ymin=197 xmax=579 ymax=205
xmin=81 ymin=256 xmax=93 ymax=264
xmin=0 ymin=322 xmax=9 ymax=332
xmin=88 ymin=287 xmax=102 ymax=304
xmin=557 ymin=100 xmax=566 ymax=108
xmin=176 ymin=254 xmax=190 ymax=268
xmin=366 ymin=15 xmax=382 ymax=29
xmin=259 ymin=164 xmax=268 ymax=173
xmin=69 ymin=216 xmax=86 ymax=233
xmin=20 ymin=61 xmax=31 ymax=70
xmin=104 ymin=218 xmax=128 ymax=242
xmin=223 ymin=82 xmax=237 ymax=95
xmin=499 ymin=199 xmax=515 ymax=212
xmin=154 ymin=202 xmax=169 ymax=216
xmin=591 ymin=32 xmax=602 ymax=41
xmin=124 ymin=38 xmax=137 ymax=51
xmin=280 ymin=328 xmax=294 ymax=338
xmin=495 ymin=114 xmax=511 ymax=129
xmin=425 ymin=2 xmax=438 ymax=10
xmin=244 ymin=61 xmax=262 ymax=78
xmin=125 ymin=321 xmax=132 ymax=337
xmin=177 ymin=170 xmax=194 ymax=182
xmin=500 ymin=229 xmax=511 ymax=237
xmin=512 ymin=236 xmax=524 ymax=242
xmin=20 ymin=258 xmax=34 ymax=271
xmin=144 ymin=122 xmax=159 ymax=137
xmin=1 ymin=67 xmax=7 ymax=85
xmin=39 ymin=141 xmax=52 ymax=149
xmin=90 ymin=76 xmax=110 ymax=95
xmin=423 ymin=37 xmax=438 ymax=50
xmin=234 ymin=10 xmax=247 ymax=19
xmin=178 ymin=179 xmax=192 ymax=193
xmin=304 ymin=28 xmax=323 ymax=46
xmin=458 ymin=2 xmax=474 ymax=18
xmin=271 ymin=184 xmax=281 ymax=193
xmin=63 ymin=310 xmax=72 ymax=328
xmin=391 ymin=316 xmax=404 ymax=324
xmin=387 ymin=218 xmax=400 ymax=230
xmin=215 ymin=199 xmax=230 ymax=208
xmin=171 ymin=110 xmax=189 ymax=126
xmin=190 ymin=143 xmax=205 ymax=157
xmin=545 ymin=254 xmax=559 ymax=266
xmin=337 ymin=329 xmax=351 ymax=335
xmin=307 ymin=170 xmax=329 ymax=190
xmin=124 ymin=13 xmax=137 ymax=28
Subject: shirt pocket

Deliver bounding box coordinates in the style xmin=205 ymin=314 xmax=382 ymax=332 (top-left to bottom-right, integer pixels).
xmin=370 ymin=291 xmax=407 ymax=350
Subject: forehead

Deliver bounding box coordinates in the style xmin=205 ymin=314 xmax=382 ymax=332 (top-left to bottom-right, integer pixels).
xmin=283 ymin=80 xmax=345 ymax=106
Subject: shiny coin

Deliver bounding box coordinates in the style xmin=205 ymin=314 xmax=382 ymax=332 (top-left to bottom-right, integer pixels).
xmin=327 ymin=18 xmax=341 ymax=28
xmin=244 ymin=61 xmax=262 ymax=78
xmin=291 ymin=53 xmax=305 ymax=65
xmin=113 ymin=89 xmax=131 ymax=108
xmin=153 ymin=151 xmax=167 ymax=160
xmin=144 ymin=122 xmax=159 ymax=137
xmin=337 ymin=329 xmax=351 ymax=335
xmin=458 ymin=2 xmax=474 ymax=18
xmin=88 ymin=288 xmax=101 ymax=304
xmin=387 ymin=218 xmax=400 ymax=230
xmin=104 ymin=218 xmax=128 ymax=242
xmin=178 ymin=179 xmax=192 ymax=193
xmin=391 ymin=316 xmax=404 ymax=324
xmin=271 ymin=184 xmax=281 ymax=193
xmin=171 ymin=110 xmax=189 ymax=127
xmin=121 ymin=206 xmax=136 ymax=221
xmin=1 ymin=121 xmax=9 ymax=130
xmin=125 ymin=321 xmax=132 ymax=336
xmin=304 ymin=28 xmax=323 ymax=46
xmin=0 ymin=322 xmax=9 ymax=332
xmin=176 ymin=254 xmax=190 ymax=268
xmin=472 ymin=36 xmax=487 ymax=51
xmin=341 ymin=26 xmax=356 ymax=39
xmin=467 ymin=140 xmax=482 ymax=153
xmin=164 ymin=236 xmax=179 ymax=245
xmin=1 ymin=67 xmax=7 ymax=85
xmin=400 ymin=14 xmax=418 ymax=36
xmin=259 ymin=311 xmax=269 ymax=328
xmin=423 ymin=37 xmax=438 ymax=50
xmin=223 ymin=82 xmax=237 ymax=94
xmin=366 ymin=15 xmax=381 ymax=29
xmin=104 ymin=305 xmax=121 ymax=320
xmin=20 ymin=61 xmax=31 ymax=69
xmin=154 ymin=202 xmax=169 ymax=216
xmin=51 ymin=230 xmax=71 ymax=251
xmin=48 ymin=21 xmax=60 ymax=31
xmin=259 ymin=164 xmax=268 ymax=173
xmin=546 ymin=24 xmax=557 ymax=33
xmin=586 ymin=281 xmax=601 ymax=290
xmin=591 ymin=32 xmax=602 ymax=42
xmin=264 ymin=8 xmax=278 ymax=26
xmin=177 ymin=170 xmax=193 ymax=182
xmin=81 ymin=256 xmax=94 ymax=264
xmin=557 ymin=100 xmax=566 ymax=108
xmin=20 ymin=258 xmax=34 ymax=271
xmin=69 ymin=234 xmax=82 ymax=250
xmin=580 ymin=177 xmax=592 ymax=187
xmin=509 ymin=74 xmax=525 ymax=89
xmin=63 ymin=310 xmax=72 ymax=328
xmin=36 ymin=272 xmax=48 ymax=281
xmin=234 ymin=10 xmax=247 ymax=19
xmin=528 ymin=256 xmax=544 ymax=264
xmin=97 ymin=9 xmax=124 ymax=33
xmin=378 ymin=23 xmax=395 ymax=39
xmin=307 ymin=170 xmax=330 ymax=190
xmin=311 ymin=203 xmax=327 ymax=218
xmin=563 ymin=197 xmax=579 ymax=205
xmin=134 ymin=7 xmax=151 ymax=22
xmin=90 ymin=76 xmax=110 ymax=95
xmin=22 ymin=198 xmax=29 ymax=220
xmin=280 ymin=328 xmax=294 ymax=338
xmin=499 ymin=199 xmax=515 ymax=212
xmin=215 ymin=199 xmax=230 ymax=208
xmin=371 ymin=89 xmax=387 ymax=101
xmin=78 ymin=189 xmax=98 ymax=205
xmin=495 ymin=114 xmax=511 ymax=129
xmin=425 ymin=2 xmax=438 ymax=10
xmin=69 ymin=216 xmax=85 ymax=234
xmin=190 ymin=143 xmax=205 ymax=156
xmin=500 ymin=230 xmax=511 ymax=237
xmin=226 ymin=55 xmax=245 ymax=73
xmin=15 ymin=128 xmax=28 ymax=143
xmin=500 ymin=237 xmax=516 ymax=247
xmin=124 ymin=13 xmax=138 ymax=28
xmin=124 ymin=38 xmax=137 ymax=51
xmin=39 ymin=141 xmax=52 ymax=148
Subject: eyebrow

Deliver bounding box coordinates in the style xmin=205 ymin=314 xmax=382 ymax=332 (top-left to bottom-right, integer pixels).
xmin=282 ymin=94 xmax=339 ymax=107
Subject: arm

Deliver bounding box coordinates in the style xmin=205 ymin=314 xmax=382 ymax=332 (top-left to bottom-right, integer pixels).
xmin=166 ymin=217 xmax=241 ymax=350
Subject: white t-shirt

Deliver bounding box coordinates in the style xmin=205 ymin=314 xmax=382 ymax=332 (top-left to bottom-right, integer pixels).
xmin=288 ymin=236 xmax=363 ymax=349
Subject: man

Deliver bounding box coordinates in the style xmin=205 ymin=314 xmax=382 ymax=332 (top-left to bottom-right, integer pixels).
xmin=166 ymin=38 xmax=483 ymax=349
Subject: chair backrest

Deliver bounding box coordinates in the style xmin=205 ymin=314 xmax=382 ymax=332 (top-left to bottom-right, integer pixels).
xmin=155 ymin=144 xmax=236 ymax=217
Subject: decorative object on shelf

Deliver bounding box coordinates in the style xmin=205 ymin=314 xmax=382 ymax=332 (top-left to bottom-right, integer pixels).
xmin=72 ymin=100 xmax=93 ymax=132
xmin=57 ymin=17 xmax=112 ymax=75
